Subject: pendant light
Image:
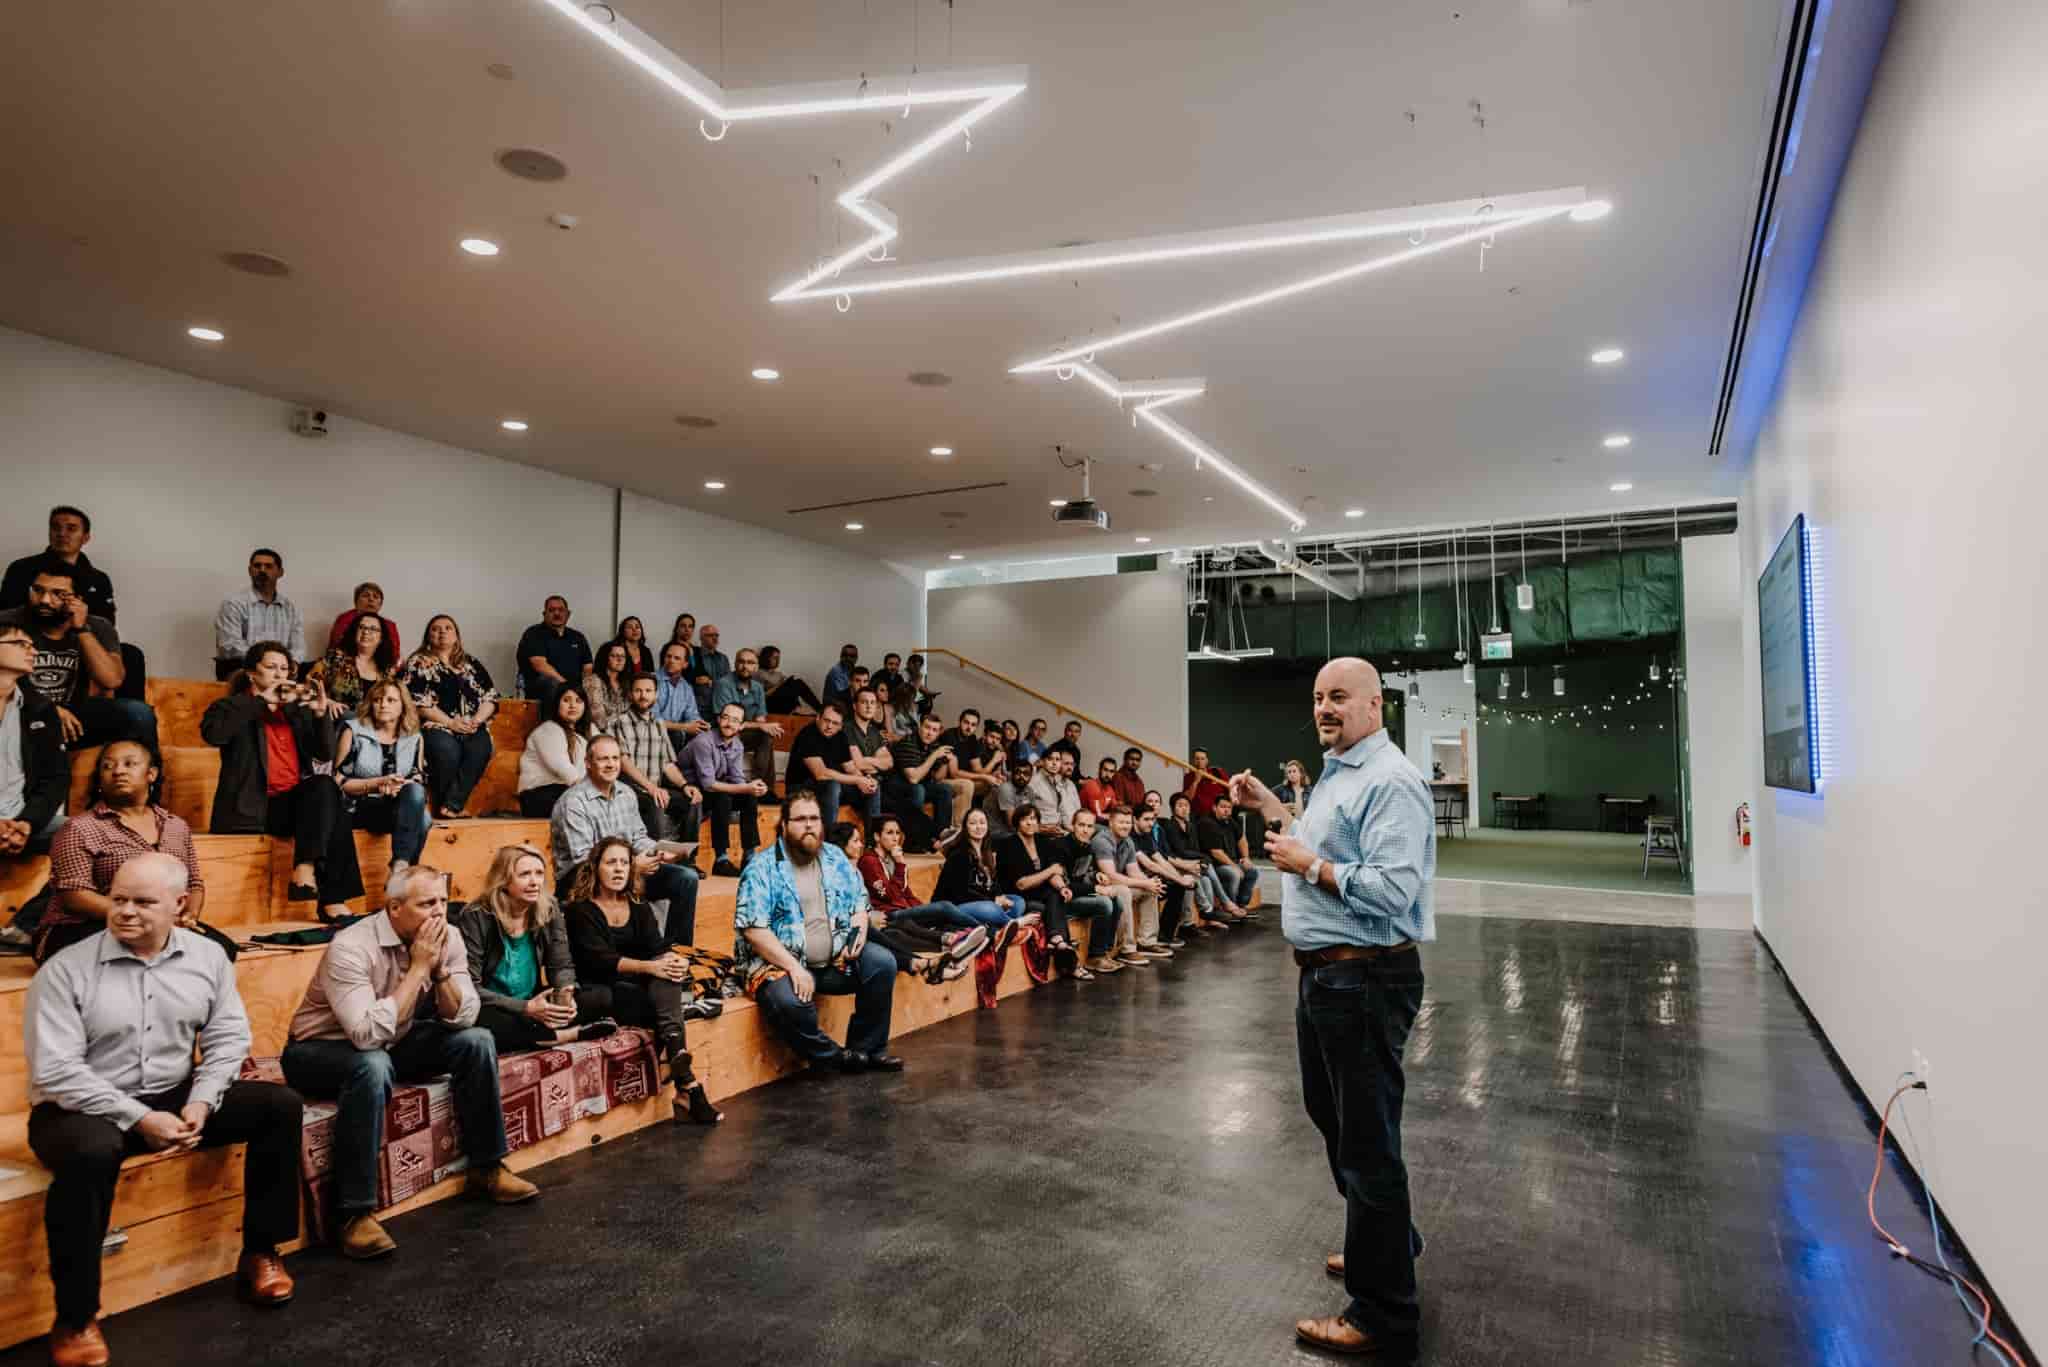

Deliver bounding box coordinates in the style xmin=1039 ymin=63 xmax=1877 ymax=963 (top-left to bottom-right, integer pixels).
xmin=1517 ymin=526 xmax=1535 ymax=611
xmin=1463 ymin=660 xmax=1476 ymax=685
xmin=1649 ymin=656 xmax=1662 ymax=682
xmin=1452 ymin=528 xmax=1468 ymax=664
xmin=1553 ymin=664 xmax=1565 ymax=697
xmin=1498 ymin=671 xmax=1510 ymax=701
xmin=1520 ymin=667 xmax=1530 ymax=700
xmin=1487 ymin=523 xmax=1502 ymax=635
xmin=1411 ymin=536 xmax=1427 ymax=650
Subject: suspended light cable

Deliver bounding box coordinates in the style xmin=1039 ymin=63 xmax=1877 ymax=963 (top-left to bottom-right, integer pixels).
xmin=1518 ymin=526 xmax=1535 ymax=611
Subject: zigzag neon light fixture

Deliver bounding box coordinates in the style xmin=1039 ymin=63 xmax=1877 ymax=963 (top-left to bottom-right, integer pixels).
xmin=542 ymin=1 xmax=1606 ymax=531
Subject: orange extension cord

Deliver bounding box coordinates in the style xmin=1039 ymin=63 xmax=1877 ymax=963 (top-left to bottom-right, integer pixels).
xmin=1867 ymin=1082 xmax=2029 ymax=1367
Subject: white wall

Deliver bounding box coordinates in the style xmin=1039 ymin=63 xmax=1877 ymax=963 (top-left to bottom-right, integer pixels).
xmin=0 ymin=326 xmax=614 ymax=685
xmin=925 ymin=566 xmax=1188 ymax=794
xmin=1739 ymin=0 xmax=2046 ymax=1337
xmin=1680 ymin=534 xmax=1751 ymax=896
xmin=1396 ymin=667 xmax=1477 ymax=823
xmin=615 ymin=491 xmax=924 ymax=684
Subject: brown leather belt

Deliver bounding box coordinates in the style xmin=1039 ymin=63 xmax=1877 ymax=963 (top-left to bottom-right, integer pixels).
xmin=1293 ymin=942 xmax=1417 ymax=968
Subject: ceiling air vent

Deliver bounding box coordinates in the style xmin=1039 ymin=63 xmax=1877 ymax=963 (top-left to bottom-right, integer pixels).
xmin=221 ymin=251 xmax=291 ymax=278
xmin=497 ymin=148 xmax=569 ymax=182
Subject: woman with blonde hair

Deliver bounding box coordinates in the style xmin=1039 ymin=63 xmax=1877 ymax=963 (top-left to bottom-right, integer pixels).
xmin=453 ymin=844 xmax=617 ymax=1055
xmin=336 ymin=677 xmax=433 ymax=870
xmin=399 ymin=613 xmax=498 ymax=818
xmin=565 ymin=835 xmax=723 ymax=1124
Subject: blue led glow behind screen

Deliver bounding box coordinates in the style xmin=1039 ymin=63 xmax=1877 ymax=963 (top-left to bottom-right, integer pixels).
xmin=1758 ymin=513 xmax=1818 ymax=793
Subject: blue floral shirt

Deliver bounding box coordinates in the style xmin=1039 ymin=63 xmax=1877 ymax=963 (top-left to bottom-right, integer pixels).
xmin=734 ymin=840 xmax=869 ymax=988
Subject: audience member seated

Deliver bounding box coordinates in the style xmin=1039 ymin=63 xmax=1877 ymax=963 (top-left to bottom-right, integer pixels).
xmin=691 ymin=623 xmax=731 ymax=714
xmin=2 ymin=505 xmax=117 ymax=623
xmin=610 ymin=672 xmax=701 ymax=842
xmin=1026 ymin=748 xmax=1082 ymax=835
xmin=1064 ymin=809 xmax=1138 ymax=975
xmin=324 ymin=582 xmax=398 ymax=656
xmin=1079 ymin=757 xmax=1119 ymax=817
xmin=549 ymin=735 xmax=699 ymax=940
xmin=1111 ymin=747 xmax=1149 ymax=811
xmin=26 ymin=854 xmax=302 ymax=1363
xmin=38 ymin=740 xmax=207 ymax=964
xmin=516 ymin=595 xmax=591 ymax=705
xmin=986 ymin=755 xmax=1036 ymax=839
xmin=1166 ymin=791 xmax=1245 ymax=922
xmin=998 ymin=719 xmax=1023 ymax=762
xmin=654 ymin=641 xmax=709 ymax=748
xmin=1198 ymin=792 xmax=1261 ymax=911
xmin=452 ymin=844 xmax=617 ymax=1054
xmin=282 ymin=865 xmax=538 ymax=1261
xmin=335 ymin=679 xmax=432 ymax=874
xmin=1044 ymin=719 xmax=1084 ymax=768
xmin=996 ymin=802 xmax=1118 ymax=980
xmin=1144 ymin=789 xmax=1165 ymax=816
xmin=202 ymin=643 xmax=363 ymax=922
xmin=710 ymin=648 xmax=784 ymax=787
xmin=1093 ymin=804 xmax=1173 ymax=962
xmin=665 ymin=612 xmax=696 ymax=663
xmin=902 ymin=652 xmax=940 ymax=717
xmin=937 ymin=708 xmax=1004 ymax=802
xmin=0 ymin=563 xmax=155 ymax=751
xmin=1182 ymin=747 xmax=1230 ymax=814
xmin=1130 ymin=805 xmax=1192 ymax=947
xmin=1276 ymin=758 xmax=1314 ymax=818
xmin=885 ymin=682 xmax=920 ymax=739
xmin=870 ymin=652 xmax=905 ymax=702
xmin=213 ymin=548 xmax=305 ymax=681
xmin=822 ymin=643 xmax=860 ymax=712
xmin=612 ymin=615 xmax=654 ymax=676
xmin=684 ymin=701 xmax=767 ymax=878
xmin=516 ymin=683 xmax=592 ymax=818
xmin=564 ymin=836 xmax=723 ymax=1124
xmin=733 ymin=789 xmax=904 ymax=1074
xmin=755 ymin=644 xmax=822 ymax=715
xmin=844 ymin=686 xmax=894 ymax=821
xmin=1015 ymin=718 xmax=1050 ymax=767
xmin=786 ymin=702 xmax=877 ymax=822
xmin=934 ymin=808 xmax=1024 ymax=931
xmin=0 ymin=624 xmax=66 ymax=893
xmin=400 ymin=614 xmax=498 ymax=819
xmin=830 ymin=821 xmax=982 ymax=984
xmin=881 ymin=711 xmax=959 ymax=853
xmin=309 ymin=609 xmax=397 ymax=714
xmin=584 ymin=639 xmax=632 ymax=733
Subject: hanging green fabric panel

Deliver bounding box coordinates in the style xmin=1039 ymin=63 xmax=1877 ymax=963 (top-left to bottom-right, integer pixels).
xmin=1293 ymin=593 xmax=1361 ymax=661
xmin=1488 ymin=563 xmax=1571 ymax=649
xmin=1360 ymin=595 xmax=1410 ymax=655
xmin=1567 ymin=547 xmax=1681 ymax=642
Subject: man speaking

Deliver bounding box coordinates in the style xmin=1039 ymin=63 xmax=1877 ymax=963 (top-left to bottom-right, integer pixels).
xmin=1230 ymin=656 xmax=1434 ymax=1360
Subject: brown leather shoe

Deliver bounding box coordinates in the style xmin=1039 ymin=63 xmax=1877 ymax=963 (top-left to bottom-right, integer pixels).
xmin=1293 ymin=1314 xmax=1416 ymax=1360
xmin=339 ymin=1213 xmax=396 ymax=1260
xmin=464 ymin=1163 xmax=539 ymax=1204
xmin=237 ymin=1250 xmax=294 ymax=1305
xmin=47 ymin=1320 xmax=109 ymax=1367
xmin=1326 ymin=1251 xmax=1344 ymax=1278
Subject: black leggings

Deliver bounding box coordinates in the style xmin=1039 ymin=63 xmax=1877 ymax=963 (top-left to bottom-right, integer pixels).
xmin=765 ymin=677 xmax=823 ymax=713
xmin=266 ymin=779 xmax=365 ymax=906
xmin=585 ymin=975 xmax=698 ymax=1088
xmin=870 ymin=921 xmax=949 ymax=974
xmin=473 ymin=989 xmax=612 ymax=1054
xmin=518 ymin=784 xmax=568 ymax=818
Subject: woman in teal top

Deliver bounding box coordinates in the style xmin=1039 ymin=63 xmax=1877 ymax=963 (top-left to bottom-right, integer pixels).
xmin=453 ymin=843 xmax=616 ymax=1054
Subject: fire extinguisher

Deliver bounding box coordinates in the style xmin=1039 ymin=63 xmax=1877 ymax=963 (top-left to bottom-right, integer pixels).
xmin=1735 ymin=802 xmax=1751 ymax=848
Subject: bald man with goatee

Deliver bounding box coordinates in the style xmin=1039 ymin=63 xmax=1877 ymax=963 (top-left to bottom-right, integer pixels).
xmin=1230 ymin=657 xmax=1436 ymax=1360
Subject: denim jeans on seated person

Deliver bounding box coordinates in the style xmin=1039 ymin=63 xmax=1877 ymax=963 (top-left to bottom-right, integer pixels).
xmin=1214 ymin=861 xmax=1259 ymax=906
xmin=280 ymin=1022 xmax=508 ymax=1216
xmin=350 ymin=784 xmax=431 ymax=866
xmin=949 ymin=893 xmax=1023 ymax=930
xmin=752 ymin=941 xmax=898 ymax=1061
xmin=644 ymin=862 xmax=700 ymax=945
xmin=67 ymin=695 xmax=158 ymax=754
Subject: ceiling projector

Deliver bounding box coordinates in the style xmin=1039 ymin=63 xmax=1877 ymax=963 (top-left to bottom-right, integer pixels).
xmin=1054 ymin=499 xmax=1111 ymax=531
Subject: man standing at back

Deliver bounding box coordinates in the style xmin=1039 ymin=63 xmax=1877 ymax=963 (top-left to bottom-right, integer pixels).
xmin=1230 ymin=657 xmax=1435 ymax=1360
xmin=214 ymin=549 xmax=304 ymax=680
xmin=516 ymin=596 xmax=591 ymax=705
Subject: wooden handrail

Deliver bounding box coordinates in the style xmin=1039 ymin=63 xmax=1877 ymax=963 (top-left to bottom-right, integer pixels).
xmin=916 ymin=646 xmax=1197 ymax=774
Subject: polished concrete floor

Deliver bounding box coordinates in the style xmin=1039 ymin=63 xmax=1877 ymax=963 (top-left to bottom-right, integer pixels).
xmin=1437 ymin=828 xmax=1693 ymax=895
xmin=16 ymin=913 xmax=2009 ymax=1366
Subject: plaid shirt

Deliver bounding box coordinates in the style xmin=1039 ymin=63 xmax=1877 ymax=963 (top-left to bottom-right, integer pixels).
xmin=608 ymin=708 xmax=674 ymax=788
xmin=1282 ymin=730 xmax=1436 ymax=950
xmin=549 ymin=776 xmax=655 ymax=872
xmin=48 ymin=803 xmax=205 ymax=928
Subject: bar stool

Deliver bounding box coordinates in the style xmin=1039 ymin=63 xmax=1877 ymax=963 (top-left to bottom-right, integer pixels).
xmin=1643 ymin=815 xmax=1683 ymax=877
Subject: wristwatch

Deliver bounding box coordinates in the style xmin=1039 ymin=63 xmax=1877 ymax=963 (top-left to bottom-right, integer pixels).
xmin=1304 ymin=858 xmax=1325 ymax=886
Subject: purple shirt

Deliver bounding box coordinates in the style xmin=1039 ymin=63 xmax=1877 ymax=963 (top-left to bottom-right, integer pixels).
xmin=683 ymin=729 xmax=747 ymax=790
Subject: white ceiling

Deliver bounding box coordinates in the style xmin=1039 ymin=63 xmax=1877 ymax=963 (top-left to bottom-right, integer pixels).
xmin=0 ymin=0 xmax=1787 ymax=567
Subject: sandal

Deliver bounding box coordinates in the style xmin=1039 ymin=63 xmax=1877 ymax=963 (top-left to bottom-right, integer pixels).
xmin=679 ymin=1082 xmax=723 ymax=1125
xmin=1070 ymin=964 xmax=1096 ymax=981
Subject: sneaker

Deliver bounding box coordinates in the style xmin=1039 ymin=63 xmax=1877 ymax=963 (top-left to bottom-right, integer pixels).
xmin=683 ymin=996 xmax=724 ymax=1021
xmin=0 ymin=926 xmax=29 ymax=954
xmin=1167 ymin=937 xmax=1190 ymax=949
xmin=1116 ymin=952 xmax=1152 ymax=968
xmin=1087 ymin=956 xmax=1125 ymax=974
xmin=944 ymin=926 xmax=991 ymax=961
xmin=1136 ymin=942 xmax=1175 ymax=959
xmin=711 ymin=859 xmax=743 ymax=878
xmin=932 ymin=825 xmax=963 ymax=851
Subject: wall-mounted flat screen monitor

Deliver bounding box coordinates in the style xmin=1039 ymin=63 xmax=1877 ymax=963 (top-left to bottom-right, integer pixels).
xmin=1758 ymin=513 xmax=1817 ymax=793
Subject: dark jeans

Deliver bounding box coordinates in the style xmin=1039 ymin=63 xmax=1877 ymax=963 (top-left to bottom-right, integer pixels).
xmin=281 ymin=1022 xmax=508 ymax=1216
xmin=765 ymin=677 xmax=823 ymax=713
xmin=474 ymin=989 xmax=612 ymax=1054
xmin=517 ymin=784 xmax=568 ymax=818
xmin=1296 ymin=950 xmax=1427 ymax=1345
xmin=1215 ymin=861 xmax=1259 ymax=906
xmin=266 ymin=778 xmax=365 ymax=905
xmin=880 ymin=778 xmax=946 ymax=850
xmin=646 ymin=863 xmax=699 ymax=944
xmin=700 ymin=789 xmax=761 ymax=860
xmin=67 ymin=696 xmax=159 ymax=754
xmin=740 ymin=728 xmax=778 ymax=787
xmin=28 ymin=1080 xmax=302 ymax=1328
xmin=633 ymin=784 xmax=697 ymax=845
xmin=1158 ymin=881 xmax=1187 ymax=943
xmin=1040 ymin=892 xmax=1118 ymax=955
xmin=350 ymin=783 xmax=431 ymax=866
xmin=587 ymin=976 xmax=697 ymax=1086
xmin=753 ymin=942 xmax=897 ymax=1061
xmin=422 ymin=726 xmax=494 ymax=813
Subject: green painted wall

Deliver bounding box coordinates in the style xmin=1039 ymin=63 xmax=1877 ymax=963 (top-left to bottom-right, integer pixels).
xmin=1475 ymin=655 xmax=1680 ymax=831
xmin=1187 ymin=658 xmax=1408 ymax=789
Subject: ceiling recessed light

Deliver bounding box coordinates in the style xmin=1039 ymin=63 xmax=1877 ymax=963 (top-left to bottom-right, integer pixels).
xmin=1590 ymin=347 xmax=1625 ymax=365
xmin=1603 ymin=434 xmax=1632 ymax=448
xmin=1343 ymin=507 xmax=1365 ymax=518
xmin=1569 ymin=200 xmax=1614 ymax=222
xmin=1203 ymin=496 xmax=1214 ymax=503
xmin=1134 ymin=536 xmax=1152 ymax=544
xmin=186 ymin=326 xmax=225 ymax=342
xmin=844 ymin=521 xmax=864 ymax=531
xmin=751 ymin=367 xmax=780 ymax=381
xmin=460 ymin=238 xmax=501 ymax=256
xmin=1049 ymin=499 xmax=1067 ymax=508
xmin=703 ymin=480 xmax=726 ymax=490
xmin=929 ymin=446 xmax=954 ymax=457
xmin=500 ymin=419 xmax=528 ymax=432
xmin=948 ymin=553 xmax=965 ymax=561
xmin=1609 ymin=482 xmax=1634 ymax=493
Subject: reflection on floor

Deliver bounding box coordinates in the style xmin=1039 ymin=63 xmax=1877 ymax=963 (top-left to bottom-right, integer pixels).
xmin=44 ymin=911 xmax=2003 ymax=1366
xmin=1438 ymin=876 xmax=1752 ymax=932
xmin=1438 ymin=826 xmax=1693 ymax=895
